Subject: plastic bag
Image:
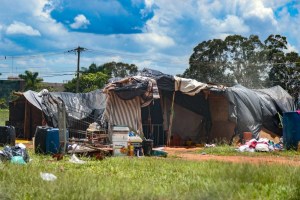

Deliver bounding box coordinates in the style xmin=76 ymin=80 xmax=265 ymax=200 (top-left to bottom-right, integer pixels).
xmin=11 ymin=156 xmax=26 ymax=165
xmin=1 ymin=145 xmax=30 ymax=163
xmin=40 ymin=172 xmax=57 ymax=181
xmin=69 ymin=154 xmax=86 ymax=164
xmin=255 ymin=143 xmax=269 ymax=152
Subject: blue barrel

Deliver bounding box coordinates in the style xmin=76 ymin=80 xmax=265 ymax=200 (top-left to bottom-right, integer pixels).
xmin=34 ymin=127 xmax=60 ymax=154
xmin=283 ymin=112 xmax=300 ymax=150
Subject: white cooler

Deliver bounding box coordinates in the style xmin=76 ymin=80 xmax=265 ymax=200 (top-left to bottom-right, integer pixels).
xmin=111 ymin=126 xmax=130 ymax=156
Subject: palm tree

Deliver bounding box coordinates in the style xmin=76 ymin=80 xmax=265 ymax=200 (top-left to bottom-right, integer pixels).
xmin=18 ymin=70 xmax=43 ymax=91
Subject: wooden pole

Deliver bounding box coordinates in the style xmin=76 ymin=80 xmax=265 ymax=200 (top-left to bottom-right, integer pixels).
xmin=167 ymin=91 xmax=176 ymax=146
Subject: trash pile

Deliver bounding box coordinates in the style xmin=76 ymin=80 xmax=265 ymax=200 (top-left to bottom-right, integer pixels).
xmin=0 ymin=143 xmax=30 ymax=164
xmin=236 ymin=138 xmax=284 ymax=152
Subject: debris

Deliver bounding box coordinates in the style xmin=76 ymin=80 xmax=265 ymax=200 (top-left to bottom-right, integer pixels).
xmin=11 ymin=156 xmax=26 ymax=165
xmin=205 ymin=144 xmax=216 ymax=148
xmin=95 ymin=153 xmax=105 ymax=160
xmin=255 ymin=143 xmax=269 ymax=152
xmin=0 ymin=145 xmax=30 ymax=163
xmin=40 ymin=172 xmax=57 ymax=181
xmin=52 ymin=153 xmax=64 ymax=161
xmin=201 ymin=152 xmax=207 ymax=155
xmin=152 ymin=150 xmax=168 ymax=157
xmin=69 ymin=154 xmax=86 ymax=164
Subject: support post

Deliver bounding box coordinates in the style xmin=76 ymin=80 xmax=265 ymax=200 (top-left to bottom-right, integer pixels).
xmin=167 ymin=91 xmax=176 ymax=146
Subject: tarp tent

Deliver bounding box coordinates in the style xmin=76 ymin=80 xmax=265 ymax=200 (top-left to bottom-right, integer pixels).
xmin=103 ymin=68 xmax=295 ymax=144
xmin=8 ymin=90 xmax=106 ymax=139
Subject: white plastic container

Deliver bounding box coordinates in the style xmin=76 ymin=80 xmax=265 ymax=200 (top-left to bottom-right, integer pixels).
xmin=113 ymin=141 xmax=128 ymax=156
xmin=112 ymin=134 xmax=129 ymax=142
xmin=111 ymin=126 xmax=130 ymax=156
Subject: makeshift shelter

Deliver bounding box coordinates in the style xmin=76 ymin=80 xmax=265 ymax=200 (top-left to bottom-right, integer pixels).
xmin=8 ymin=69 xmax=295 ymax=145
xmin=8 ymin=90 xmax=106 ymax=139
xmin=103 ymin=68 xmax=295 ymax=145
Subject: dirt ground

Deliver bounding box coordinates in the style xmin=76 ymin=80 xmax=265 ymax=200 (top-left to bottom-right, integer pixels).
xmin=164 ymin=147 xmax=300 ymax=166
xmin=20 ymin=139 xmax=300 ymax=166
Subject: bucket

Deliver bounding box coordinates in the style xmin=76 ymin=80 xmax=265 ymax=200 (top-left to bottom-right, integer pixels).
xmin=243 ymin=132 xmax=252 ymax=142
xmin=283 ymin=112 xmax=300 ymax=150
xmin=142 ymin=139 xmax=153 ymax=156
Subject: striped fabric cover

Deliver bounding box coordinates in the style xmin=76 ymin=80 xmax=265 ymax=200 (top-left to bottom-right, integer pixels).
xmin=104 ymin=92 xmax=143 ymax=134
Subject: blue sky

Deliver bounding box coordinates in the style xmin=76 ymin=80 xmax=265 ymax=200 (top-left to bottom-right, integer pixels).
xmin=0 ymin=0 xmax=300 ymax=83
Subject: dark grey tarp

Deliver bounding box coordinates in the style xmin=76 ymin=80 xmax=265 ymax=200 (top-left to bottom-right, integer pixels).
xmin=114 ymin=79 xmax=148 ymax=100
xmin=139 ymin=68 xmax=175 ymax=91
xmin=226 ymin=85 xmax=295 ymax=138
xmin=41 ymin=90 xmax=106 ymax=132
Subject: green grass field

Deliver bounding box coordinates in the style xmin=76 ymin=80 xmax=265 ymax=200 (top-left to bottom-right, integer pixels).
xmin=0 ymin=109 xmax=9 ymax=126
xmin=1 ymin=108 xmax=299 ymax=199
xmin=1 ymin=149 xmax=300 ymax=200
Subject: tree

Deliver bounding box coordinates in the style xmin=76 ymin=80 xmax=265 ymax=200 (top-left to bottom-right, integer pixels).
xmin=18 ymin=70 xmax=43 ymax=91
xmin=264 ymin=34 xmax=288 ymax=88
xmin=82 ymin=61 xmax=138 ymax=78
xmin=183 ymin=38 xmax=233 ymax=84
xmin=182 ymin=35 xmax=268 ymax=88
xmin=262 ymin=34 xmax=300 ymax=108
xmin=64 ymin=72 xmax=109 ymax=93
xmin=224 ymin=35 xmax=266 ymax=88
xmin=65 ymin=62 xmax=138 ymax=93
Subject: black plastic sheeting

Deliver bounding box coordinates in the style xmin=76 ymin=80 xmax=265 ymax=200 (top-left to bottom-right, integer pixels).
xmin=41 ymin=89 xmax=106 ymax=132
xmin=139 ymin=68 xmax=175 ymax=91
xmin=114 ymin=79 xmax=148 ymax=100
xmin=226 ymin=85 xmax=295 ymax=138
xmin=109 ymin=68 xmax=175 ymax=100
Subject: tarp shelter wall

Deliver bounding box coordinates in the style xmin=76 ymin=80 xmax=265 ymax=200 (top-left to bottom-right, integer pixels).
xmin=225 ymin=85 xmax=295 ymax=138
xmin=164 ymin=96 xmax=205 ymax=143
xmin=208 ymin=92 xmax=235 ymax=142
xmin=103 ymin=91 xmax=143 ymax=134
xmin=8 ymin=94 xmax=44 ymax=139
xmin=9 ymin=90 xmax=106 ymax=139
xmin=41 ymin=89 xmax=106 ymax=137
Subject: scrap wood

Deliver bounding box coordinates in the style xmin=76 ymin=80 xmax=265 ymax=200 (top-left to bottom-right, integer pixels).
xmin=13 ymin=91 xmax=23 ymax=96
xmin=84 ymin=144 xmax=112 ymax=153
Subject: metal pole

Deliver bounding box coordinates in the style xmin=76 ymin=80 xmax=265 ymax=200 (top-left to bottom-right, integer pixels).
xmin=76 ymin=46 xmax=81 ymax=93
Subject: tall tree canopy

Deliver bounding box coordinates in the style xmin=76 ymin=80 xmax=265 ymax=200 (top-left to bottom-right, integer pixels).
xmin=181 ymin=34 xmax=300 ymax=106
xmin=18 ymin=70 xmax=43 ymax=91
xmin=64 ymin=61 xmax=138 ymax=93
xmin=81 ymin=61 xmax=138 ymax=78
xmin=183 ymin=35 xmax=267 ymax=88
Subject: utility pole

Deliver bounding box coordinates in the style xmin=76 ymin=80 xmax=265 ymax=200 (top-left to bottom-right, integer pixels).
xmin=67 ymin=46 xmax=86 ymax=93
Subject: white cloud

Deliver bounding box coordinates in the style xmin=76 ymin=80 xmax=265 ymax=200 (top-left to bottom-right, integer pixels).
xmin=133 ymin=33 xmax=175 ymax=48
xmin=6 ymin=21 xmax=41 ymax=36
xmin=239 ymin=0 xmax=277 ymax=25
xmin=70 ymin=14 xmax=90 ymax=29
xmin=210 ymin=15 xmax=250 ymax=34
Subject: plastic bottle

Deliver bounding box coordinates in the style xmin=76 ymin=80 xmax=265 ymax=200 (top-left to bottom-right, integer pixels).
xmin=128 ymin=143 xmax=134 ymax=156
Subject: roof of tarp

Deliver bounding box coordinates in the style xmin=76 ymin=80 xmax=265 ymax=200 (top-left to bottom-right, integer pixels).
xmin=104 ymin=68 xmax=295 ymax=138
xmin=18 ymin=89 xmax=106 ymax=128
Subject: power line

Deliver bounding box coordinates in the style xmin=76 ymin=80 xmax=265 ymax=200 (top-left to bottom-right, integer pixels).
xmin=0 ymin=49 xmax=73 ymax=61
xmin=66 ymin=46 xmax=87 ymax=93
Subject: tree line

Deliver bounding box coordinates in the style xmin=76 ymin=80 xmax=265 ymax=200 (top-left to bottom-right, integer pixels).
xmin=17 ymin=34 xmax=300 ymax=106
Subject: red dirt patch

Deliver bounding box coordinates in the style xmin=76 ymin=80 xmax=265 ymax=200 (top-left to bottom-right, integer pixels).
xmin=164 ymin=147 xmax=300 ymax=166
